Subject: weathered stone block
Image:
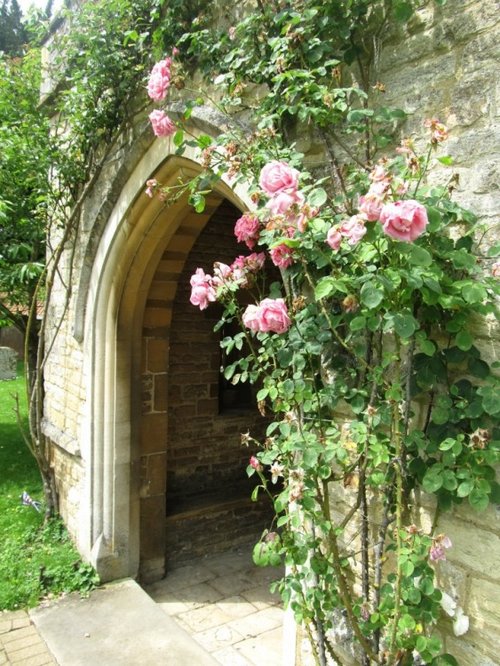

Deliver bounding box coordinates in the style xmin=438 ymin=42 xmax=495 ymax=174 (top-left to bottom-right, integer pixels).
xmin=0 ymin=346 xmax=17 ymax=380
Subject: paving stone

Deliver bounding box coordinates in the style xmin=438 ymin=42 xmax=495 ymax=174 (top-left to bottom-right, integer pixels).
xmin=17 ymin=654 xmax=56 ymax=666
xmin=11 ymin=617 xmax=31 ymax=630
xmin=240 ymin=584 xmax=280 ymax=610
xmin=160 ymin=563 xmax=214 ymax=593
xmin=215 ymin=596 xmax=260 ymax=620
xmin=1 ymin=626 xmax=37 ymax=644
xmin=211 ymin=645 xmax=253 ymax=666
xmin=233 ymin=626 xmax=283 ymax=666
xmin=4 ymin=632 xmax=44 ymax=653
xmin=227 ymin=607 xmax=283 ymax=640
xmin=8 ymin=641 xmax=48 ymax=663
xmin=156 ymin=597 xmax=191 ymax=616
xmin=191 ymin=624 xmax=246 ymax=653
xmin=0 ymin=621 xmax=12 ymax=635
xmin=178 ymin=604 xmax=233 ymax=633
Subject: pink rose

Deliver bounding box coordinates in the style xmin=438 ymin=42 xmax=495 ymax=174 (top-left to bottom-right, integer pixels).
xmin=326 ymin=227 xmax=342 ymax=250
xmin=492 ymin=261 xmax=500 ymax=277
xmin=339 ymin=215 xmax=367 ymax=245
xmin=212 ymin=262 xmax=232 ymax=287
xmin=380 ymin=199 xmax=428 ymax=242
xmin=424 ymin=118 xmax=449 ymax=144
xmin=270 ymin=243 xmax=294 ymax=269
xmin=241 ymin=304 xmax=261 ymax=332
xmin=370 ymin=164 xmax=389 ymax=182
xmin=267 ymin=189 xmax=305 ymax=216
xmin=358 ymin=193 xmax=383 ymax=221
xmin=234 ymin=213 xmax=260 ymax=249
xmin=145 ymin=178 xmax=158 ymax=198
xmin=189 ymin=268 xmax=216 ymax=310
xmin=429 ymin=534 xmax=452 ymax=562
xmin=242 ymin=298 xmax=291 ymax=334
xmin=259 ymin=161 xmax=300 ymax=196
xmin=149 ymin=110 xmax=176 ymax=137
xmin=147 ymin=58 xmax=172 ymax=101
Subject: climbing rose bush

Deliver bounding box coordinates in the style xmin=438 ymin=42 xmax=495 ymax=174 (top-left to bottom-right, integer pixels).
xmin=146 ymin=30 xmax=500 ymax=663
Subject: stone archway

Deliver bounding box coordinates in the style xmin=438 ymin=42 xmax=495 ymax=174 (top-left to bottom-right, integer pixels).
xmin=80 ymin=126 xmax=254 ymax=581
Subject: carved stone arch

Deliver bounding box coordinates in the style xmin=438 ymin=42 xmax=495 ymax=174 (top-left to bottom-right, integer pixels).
xmin=80 ymin=118 xmax=252 ymax=581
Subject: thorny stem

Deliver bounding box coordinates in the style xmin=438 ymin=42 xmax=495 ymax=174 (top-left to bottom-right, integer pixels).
xmin=319 ymin=129 xmax=353 ymax=214
xmin=387 ymin=341 xmax=404 ymax=664
xmin=323 ymin=482 xmax=381 ymax=664
xmin=373 ymin=493 xmax=395 ymax=654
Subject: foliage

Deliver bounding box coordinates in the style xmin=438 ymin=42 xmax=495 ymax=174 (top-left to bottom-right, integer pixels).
xmin=0 ymin=49 xmax=51 ymax=331
xmin=0 ymin=0 xmax=27 ymax=55
xmin=145 ymin=0 xmax=500 ymax=664
xmin=0 ymin=365 xmax=99 ymax=610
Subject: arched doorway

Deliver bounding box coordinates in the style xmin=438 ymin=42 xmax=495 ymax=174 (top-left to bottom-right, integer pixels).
xmin=81 ymin=131 xmax=256 ymax=581
xmin=138 ymin=197 xmax=274 ymax=578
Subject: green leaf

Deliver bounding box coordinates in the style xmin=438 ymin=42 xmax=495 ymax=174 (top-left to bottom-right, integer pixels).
xmin=400 ymin=560 xmax=414 ymax=576
xmin=401 ymin=244 xmax=432 ymax=267
xmin=394 ymin=1 xmax=414 ymax=21
xmin=457 ymin=479 xmax=474 ymax=497
xmin=479 ymin=386 xmax=500 ymax=415
xmin=468 ymin=357 xmax=490 ymax=379
xmin=393 ymin=313 xmax=418 ymax=338
xmin=315 ymin=277 xmax=335 ymax=300
xmin=462 ymin=283 xmax=487 ymax=304
xmin=422 ymin=467 xmax=443 ymax=493
xmin=360 ymin=283 xmax=384 ymax=309
xmin=308 ymin=188 xmax=327 ymax=208
xmin=350 ymin=316 xmax=366 ymax=332
xmin=469 ymin=489 xmax=489 ymax=511
xmin=432 ymin=655 xmax=458 ymax=666
xmin=173 ymin=129 xmax=184 ymax=147
xmin=455 ymin=330 xmax=473 ymax=351
xmin=437 ymin=156 xmax=454 ymax=166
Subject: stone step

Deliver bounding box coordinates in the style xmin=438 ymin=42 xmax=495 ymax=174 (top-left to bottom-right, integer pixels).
xmin=30 ymin=578 xmax=218 ymax=666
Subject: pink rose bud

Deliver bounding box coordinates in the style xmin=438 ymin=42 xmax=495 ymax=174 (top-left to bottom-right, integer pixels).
xmin=379 ymin=199 xmax=428 ymax=242
xmin=249 ymin=455 xmax=263 ymax=472
xmin=358 ymin=193 xmax=383 ymax=221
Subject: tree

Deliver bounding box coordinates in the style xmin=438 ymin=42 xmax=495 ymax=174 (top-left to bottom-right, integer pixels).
xmin=0 ymin=0 xmax=27 ymax=55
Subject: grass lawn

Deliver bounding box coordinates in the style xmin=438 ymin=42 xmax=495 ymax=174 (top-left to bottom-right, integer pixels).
xmin=0 ymin=362 xmax=98 ymax=609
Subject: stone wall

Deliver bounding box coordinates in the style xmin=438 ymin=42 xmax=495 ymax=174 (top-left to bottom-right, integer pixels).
xmin=381 ymin=3 xmax=499 ymax=663
xmin=39 ymin=0 xmax=500 ymax=661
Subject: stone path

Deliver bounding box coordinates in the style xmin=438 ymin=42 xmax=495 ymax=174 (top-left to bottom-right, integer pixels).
xmin=144 ymin=546 xmax=285 ymax=666
xmin=0 ymin=546 xmax=288 ymax=665
xmin=0 ymin=610 xmax=56 ymax=666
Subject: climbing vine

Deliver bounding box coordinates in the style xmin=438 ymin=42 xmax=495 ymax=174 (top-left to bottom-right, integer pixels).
xmin=144 ymin=1 xmax=500 ymax=664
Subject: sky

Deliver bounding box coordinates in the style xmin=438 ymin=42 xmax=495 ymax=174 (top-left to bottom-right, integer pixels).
xmin=18 ymin=0 xmax=63 ymax=16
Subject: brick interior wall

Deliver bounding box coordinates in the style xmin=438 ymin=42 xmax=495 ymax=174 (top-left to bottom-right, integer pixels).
xmin=139 ymin=198 xmax=276 ymax=570
xmin=167 ymin=199 xmax=269 ymax=509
